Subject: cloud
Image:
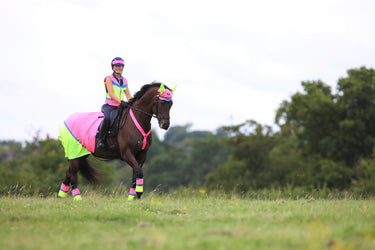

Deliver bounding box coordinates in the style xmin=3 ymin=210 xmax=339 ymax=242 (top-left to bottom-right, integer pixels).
xmin=0 ymin=0 xmax=374 ymax=141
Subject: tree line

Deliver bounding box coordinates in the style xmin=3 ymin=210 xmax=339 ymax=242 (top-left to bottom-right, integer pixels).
xmin=1 ymin=66 xmax=375 ymax=195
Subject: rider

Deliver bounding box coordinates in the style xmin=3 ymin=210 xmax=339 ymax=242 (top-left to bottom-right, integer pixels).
xmin=97 ymin=57 xmax=132 ymax=149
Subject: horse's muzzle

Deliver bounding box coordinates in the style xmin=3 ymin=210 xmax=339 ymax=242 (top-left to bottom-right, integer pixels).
xmin=159 ymin=119 xmax=170 ymax=130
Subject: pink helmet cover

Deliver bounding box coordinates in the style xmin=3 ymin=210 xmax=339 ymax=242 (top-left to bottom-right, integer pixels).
xmin=112 ymin=60 xmax=124 ymax=65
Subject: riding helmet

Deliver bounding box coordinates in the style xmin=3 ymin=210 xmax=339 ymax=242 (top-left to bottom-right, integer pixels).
xmin=111 ymin=57 xmax=125 ymax=67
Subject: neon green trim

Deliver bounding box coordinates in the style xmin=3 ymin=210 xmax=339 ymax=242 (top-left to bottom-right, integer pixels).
xmin=105 ymin=85 xmax=126 ymax=101
xmin=128 ymin=195 xmax=135 ymax=201
xmin=74 ymin=195 xmax=82 ymax=201
xmin=58 ymin=190 xmax=67 ymax=198
xmin=104 ymin=78 xmax=126 ymax=101
xmin=59 ymin=124 xmax=90 ymax=160
xmin=136 ymin=185 xmax=143 ymax=193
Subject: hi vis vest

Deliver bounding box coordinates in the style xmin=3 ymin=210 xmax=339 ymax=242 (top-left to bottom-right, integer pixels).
xmin=104 ymin=74 xmax=128 ymax=107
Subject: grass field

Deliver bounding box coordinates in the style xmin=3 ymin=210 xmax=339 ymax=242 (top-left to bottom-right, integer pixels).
xmin=0 ymin=189 xmax=374 ymax=250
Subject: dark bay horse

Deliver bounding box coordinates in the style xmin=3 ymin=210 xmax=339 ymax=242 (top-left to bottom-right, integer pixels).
xmin=58 ymin=82 xmax=175 ymax=200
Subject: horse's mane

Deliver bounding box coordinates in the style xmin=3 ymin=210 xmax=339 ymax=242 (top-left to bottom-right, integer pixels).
xmin=128 ymin=82 xmax=169 ymax=105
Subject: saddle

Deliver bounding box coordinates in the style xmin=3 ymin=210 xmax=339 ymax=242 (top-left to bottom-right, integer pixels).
xmin=98 ymin=102 xmax=129 ymax=138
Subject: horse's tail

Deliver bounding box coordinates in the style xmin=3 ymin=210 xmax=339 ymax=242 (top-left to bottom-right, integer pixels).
xmin=80 ymin=158 xmax=102 ymax=185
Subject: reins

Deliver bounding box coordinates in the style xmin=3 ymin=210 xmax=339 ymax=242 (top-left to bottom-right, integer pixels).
xmin=112 ymin=83 xmax=175 ymax=152
xmin=131 ymin=106 xmax=155 ymax=118
xmin=132 ymin=94 xmax=171 ymax=121
xmin=118 ymin=92 xmax=171 ymax=130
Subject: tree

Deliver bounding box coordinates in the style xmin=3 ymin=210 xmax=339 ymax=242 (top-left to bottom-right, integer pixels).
xmin=274 ymin=67 xmax=375 ymax=188
xmin=336 ymin=66 xmax=375 ymax=165
xmin=144 ymin=149 xmax=187 ymax=191
xmin=267 ymin=124 xmax=306 ymax=187
xmin=178 ymin=135 xmax=230 ymax=187
xmin=164 ymin=124 xmax=212 ymax=147
xmin=206 ymin=120 xmax=276 ymax=191
xmin=275 ymin=80 xmax=338 ymax=159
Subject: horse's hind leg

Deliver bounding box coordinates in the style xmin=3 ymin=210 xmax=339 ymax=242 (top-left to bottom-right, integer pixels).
xmin=69 ymin=159 xmax=82 ymax=200
xmin=127 ymin=170 xmax=136 ymax=201
xmin=57 ymin=165 xmax=71 ymax=198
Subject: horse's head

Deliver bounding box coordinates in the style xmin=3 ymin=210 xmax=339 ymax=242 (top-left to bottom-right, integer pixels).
xmin=153 ymin=84 xmax=176 ymax=130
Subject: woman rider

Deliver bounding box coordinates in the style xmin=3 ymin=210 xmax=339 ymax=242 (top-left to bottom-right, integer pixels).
xmin=97 ymin=57 xmax=132 ymax=149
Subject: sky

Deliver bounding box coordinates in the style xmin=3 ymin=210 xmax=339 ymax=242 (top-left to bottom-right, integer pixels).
xmin=1 ymin=0 xmax=374 ymax=142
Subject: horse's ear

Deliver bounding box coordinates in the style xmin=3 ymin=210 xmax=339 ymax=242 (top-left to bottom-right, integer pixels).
xmin=159 ymin=83 xmax=165 ymax=93
xmin=172 ymin=84 xmax=177 ymax=93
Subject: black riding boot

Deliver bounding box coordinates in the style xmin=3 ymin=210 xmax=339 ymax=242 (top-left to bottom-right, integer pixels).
xmin=97 ymin=119 xmax=110 ymax=149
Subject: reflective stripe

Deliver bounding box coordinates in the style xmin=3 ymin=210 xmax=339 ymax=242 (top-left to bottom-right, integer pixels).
xmin=72 ymin=188 xmax=80 ymax=197
xmin=129 ymin=188 xmax=136 ymax=195
xmin=136 ymin=178 xmax=144 ymax=185
xmin=74 ymin=195 xmax=82 ymax=201
xmin=59 ymin=123 xmax=91 ymax=160
xmin=136 ymin=185 xmax=143 ymax=193
xmin=112 ymin=60 xmax=124 ymax=65
xmin=105 ymin=98 xmax=120 ymax=107
xmin=104 ymin=75 xmax=127 ymax=105
xmin=58 ymin=190 xmax=67 ymax=198
xmin=60 ymin=183 xmax=69 ymax=192
xmin=128 ymin=188 xmax=136 ymax=201
xmin=136 ymin=178 xmax=144 ymax=193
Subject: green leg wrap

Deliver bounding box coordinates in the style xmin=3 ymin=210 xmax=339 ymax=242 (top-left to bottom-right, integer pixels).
xmin=72 ymin=188 xmax=82 ymax=201
xmin=73 ymin=195 xmax=82 ymax=201
xmin=128 ymin=187 xmax=136 ymax=201
xmin=58 ymin=190 xmax=67 ymax=198
xmin=136 ymin=178 xmax=143 ymax=193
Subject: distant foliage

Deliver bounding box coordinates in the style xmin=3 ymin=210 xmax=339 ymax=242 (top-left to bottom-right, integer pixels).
xmin=1 ymin=66 xmax=375 ymax=195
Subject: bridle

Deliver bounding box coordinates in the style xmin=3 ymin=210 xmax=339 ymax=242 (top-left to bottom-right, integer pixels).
xmin=118 ymin=93 xmax=172 ymax=150
xmin=131 ymin=94 xmax=172 ymax=121
xmin=119 ymin=93 xmax=172 ymax=129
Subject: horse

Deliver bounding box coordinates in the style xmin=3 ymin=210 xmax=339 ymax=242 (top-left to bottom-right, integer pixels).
xmin=57 ymin=82 xmax=175 ymax=200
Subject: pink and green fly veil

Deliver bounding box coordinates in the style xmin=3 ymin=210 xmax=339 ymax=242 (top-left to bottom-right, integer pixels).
xmin=158 ymin=83 xmax=177 ymax=101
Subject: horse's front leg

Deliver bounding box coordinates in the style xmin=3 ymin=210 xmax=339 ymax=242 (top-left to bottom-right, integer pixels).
xmin=128 ymin=165 xmax=144 ymax=200
xmin=123 ymin=151 xmax=144 ymax=200
xmin=134 ymin=153 xmax=147 ymax=199
xmin=135 ymin=166 xmax=144 ymax=198
xmin=69 ymin=159 xmax=82 ymax=200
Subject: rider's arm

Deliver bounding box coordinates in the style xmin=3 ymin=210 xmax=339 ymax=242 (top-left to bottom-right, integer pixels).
xmin=125 ymin=86 xmax=132 ymax=101
xmin=105 ymin=77 xmax=121 ymax=103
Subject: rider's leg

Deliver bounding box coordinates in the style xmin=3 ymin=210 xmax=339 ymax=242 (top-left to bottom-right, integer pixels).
xmin=97 ymin=104 xmax=113 ymax=149
xmin=97 ymin=119 xmax=110 ymax=148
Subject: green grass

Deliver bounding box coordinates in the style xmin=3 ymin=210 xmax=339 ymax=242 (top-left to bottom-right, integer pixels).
xmin=0 ymin=189 xmax=374 ymax=249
